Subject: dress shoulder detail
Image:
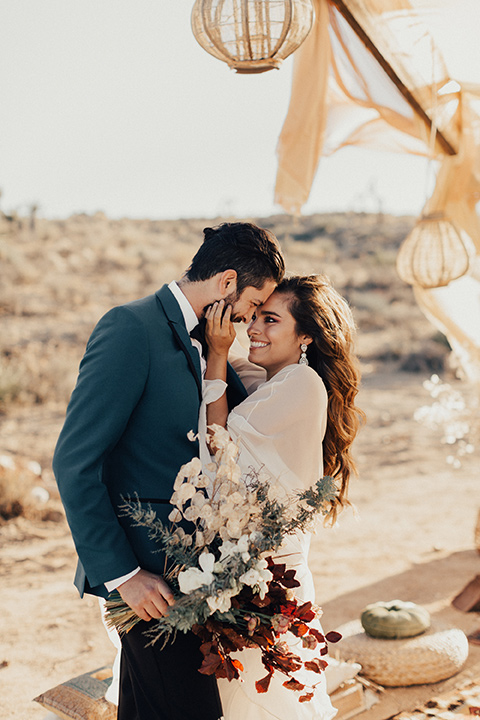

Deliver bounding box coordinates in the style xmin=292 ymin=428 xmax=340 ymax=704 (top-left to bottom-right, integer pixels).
xmin=271 ymin=364 xmax=327 ymax=406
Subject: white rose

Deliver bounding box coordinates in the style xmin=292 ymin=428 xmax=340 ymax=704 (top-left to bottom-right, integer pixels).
xmin=178 ymin=567 xmax=208 ymax=594
xmin=206 ymin=586 xmax=238 ymax=614
xmin=239 ymin=568 xmax=261 ymax=587
xmin=177 ymin=552 xmax=215 ymax=594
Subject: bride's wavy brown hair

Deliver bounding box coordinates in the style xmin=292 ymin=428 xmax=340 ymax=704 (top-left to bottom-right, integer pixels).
xmin=275 ymin=275 xmax=365 ymax=522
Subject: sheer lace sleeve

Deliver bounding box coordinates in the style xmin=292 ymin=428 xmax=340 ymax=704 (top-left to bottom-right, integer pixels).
xmin=227 ymin=364 xmax=328 ymax=497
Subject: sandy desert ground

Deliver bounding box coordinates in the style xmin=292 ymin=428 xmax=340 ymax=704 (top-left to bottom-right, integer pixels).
xmin=1 ymin=211 xmax=479 ymax=719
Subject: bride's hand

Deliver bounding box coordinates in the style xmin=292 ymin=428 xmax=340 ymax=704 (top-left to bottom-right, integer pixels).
xmin=205 ymin=300 xmax=236 ymax=356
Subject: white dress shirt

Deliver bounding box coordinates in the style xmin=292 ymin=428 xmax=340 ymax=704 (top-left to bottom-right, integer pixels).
xmin=104 ymin=281 xmax=204 ymax=593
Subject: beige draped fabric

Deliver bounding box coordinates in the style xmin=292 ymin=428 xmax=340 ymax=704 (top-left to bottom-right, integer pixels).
xmin=275 ymin=0 xmax=480 ymax=379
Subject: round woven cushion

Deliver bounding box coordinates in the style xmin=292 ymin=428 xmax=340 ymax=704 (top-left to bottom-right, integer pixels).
xmin=361 ymin=600 xmax=430 ymax=639
xmin=335 ymin=619 xmax=468 ymax=687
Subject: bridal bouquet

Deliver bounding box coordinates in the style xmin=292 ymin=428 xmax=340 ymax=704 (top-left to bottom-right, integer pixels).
xmin=106 ymin=425 xmax=341 ymax=701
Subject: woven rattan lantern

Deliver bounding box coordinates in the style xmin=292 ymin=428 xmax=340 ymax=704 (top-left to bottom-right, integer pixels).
xmin=191 ymin=0 xmax=314 ymax=74
xmin=396 ymin=213 xmax=474 ymax=288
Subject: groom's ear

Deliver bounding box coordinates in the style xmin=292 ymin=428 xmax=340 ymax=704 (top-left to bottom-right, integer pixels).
xmin=217 ymin=269 xmax=238 ymax=297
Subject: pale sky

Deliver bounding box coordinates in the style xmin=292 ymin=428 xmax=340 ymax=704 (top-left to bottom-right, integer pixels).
xmin=1 ymin=1 xmax=438 ymax=220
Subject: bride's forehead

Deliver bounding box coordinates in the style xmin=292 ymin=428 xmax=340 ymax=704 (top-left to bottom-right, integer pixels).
xmin=260 ymin=292 xmax=291 ymax=314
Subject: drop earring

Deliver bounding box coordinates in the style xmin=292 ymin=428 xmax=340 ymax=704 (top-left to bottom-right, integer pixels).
xmin=299 ymin=343 xmax=309 ymax=366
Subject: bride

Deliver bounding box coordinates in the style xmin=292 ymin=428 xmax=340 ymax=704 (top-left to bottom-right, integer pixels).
xmin=203 ymin=274 xmax=364 ymax=720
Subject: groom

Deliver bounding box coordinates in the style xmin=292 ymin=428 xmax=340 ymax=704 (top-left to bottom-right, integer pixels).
xmin=53 ymin=221 xmax=284 ymax=720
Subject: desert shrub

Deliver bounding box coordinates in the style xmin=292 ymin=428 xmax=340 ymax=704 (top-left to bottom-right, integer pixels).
xmin=0 ymin=457 xmax=41 ymax=521
xmin=0 ymin=356 xmax=25 ymax=408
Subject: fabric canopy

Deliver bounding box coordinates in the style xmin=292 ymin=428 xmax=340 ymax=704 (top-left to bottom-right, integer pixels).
xmin=275 ymin=0 xmax=480 ymax=380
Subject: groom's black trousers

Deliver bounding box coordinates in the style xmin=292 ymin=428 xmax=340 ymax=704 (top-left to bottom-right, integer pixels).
xmin=118 ymin=620 xmax=223 ymax=720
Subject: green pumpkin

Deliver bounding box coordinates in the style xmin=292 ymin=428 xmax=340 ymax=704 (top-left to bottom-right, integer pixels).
xmin=361 ymin=600 xmax=431 ymax=639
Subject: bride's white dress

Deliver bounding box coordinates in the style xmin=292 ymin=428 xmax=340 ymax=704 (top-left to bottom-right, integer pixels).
xmin=208 ymin=363 xmax=337 ymax=720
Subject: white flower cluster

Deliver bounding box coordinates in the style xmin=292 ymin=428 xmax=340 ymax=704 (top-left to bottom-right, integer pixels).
xmin=172 ymin=425 xmax=273 ymax=613
xmin=169 ymin=426 xmax=263 ymax=546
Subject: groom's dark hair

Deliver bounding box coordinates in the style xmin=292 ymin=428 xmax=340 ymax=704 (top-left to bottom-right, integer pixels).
xmin=186 ymin=222 xmax=285 ymax=294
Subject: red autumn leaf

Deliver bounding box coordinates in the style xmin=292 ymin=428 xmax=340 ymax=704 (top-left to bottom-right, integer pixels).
xmin=199 ymin=641 xmax=215 ymax=656
xmin=251 ymin=594 xmax=272 ymax=608
xmin=205 ymin=618 xmax=224 ymax=635
xmin=325 ymin=631 xmax=342 ymax=643
xmin=279 ymin=601 xmax=297 ymax=617
xmin=309 ymin=628 xmax=325 ymax=642
xmin=261 ymin=658 xmax=274 ymax=674
xmin=221 ymin=626 xmax=249 ymax=650
xmin=280 ymin=569 xmax=301 ymax=588
xmin=290 ymin=622 xmax=309 ymax=637
xmin=224 ymin=656 xmax=241 ymax=681
xmin=269 ymin=652 xmax=302 ymax=673
xmin=299 ymin=692 xmax=315 ymax=703
xmin=268 ymin=562 xmax=287 ymax=580
xmin=198 ymin=650 xmax=224 ymax=676
xmin=254 ymin=625 xmax=275 ymax=644
xmin=250 ymin=632 xmax=273 ymax=649
xmin=295 ymin=601 xmax=315 ymax=622
xmin=305 ymin=658 xmax=329 ymax=674
xmin=256 ymin=673 xmax=273 ymax=693
xmin=192 ymin=623 xmax=210 ymax=642
xmin=320 ymin=645 xmax=329 ymax=656
xmin=232 ymin=659 xmax=244 ymax=672
xmin=283 ymin=678 xmax=305 ymax=692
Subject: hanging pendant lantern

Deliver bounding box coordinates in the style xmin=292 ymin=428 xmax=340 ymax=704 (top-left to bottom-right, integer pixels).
xmin=396 ymin=212 xmax=475 ymax=289
xmin=191 ymin=0 xmax=314 ymax=74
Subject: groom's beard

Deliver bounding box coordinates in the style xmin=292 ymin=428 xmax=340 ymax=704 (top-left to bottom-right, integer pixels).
xmin=202 ymin=290 xmax=242 ymax=321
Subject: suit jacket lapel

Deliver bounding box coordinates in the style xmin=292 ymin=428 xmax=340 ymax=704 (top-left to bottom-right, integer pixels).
xmin=156 ymin=285 xmax=202 ymax=400
xmin=156 ymin=285 xmax=249 ymax=408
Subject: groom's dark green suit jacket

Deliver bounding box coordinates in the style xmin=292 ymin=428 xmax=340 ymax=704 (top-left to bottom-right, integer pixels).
xmin=53 ymin=285 xmax=247 ymax=599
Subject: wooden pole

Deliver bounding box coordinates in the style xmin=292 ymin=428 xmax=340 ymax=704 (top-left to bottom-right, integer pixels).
xmin=329 ymin=0 xmax=457 ymax=156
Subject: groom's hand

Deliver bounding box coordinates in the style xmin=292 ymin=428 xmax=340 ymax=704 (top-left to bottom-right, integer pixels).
xmin=117 ymin=569 xmax=175 ymax=621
